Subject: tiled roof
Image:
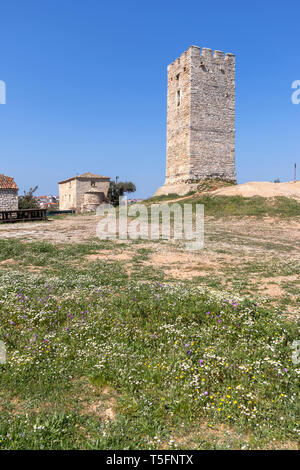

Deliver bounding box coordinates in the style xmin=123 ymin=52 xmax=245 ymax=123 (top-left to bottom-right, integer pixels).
xmin=58 ymin=172 xmax=110 ymax=184
xmin=0 ymin=174 xmax=18 ymax=190
xmin=79 ymin=172 xmax=106 ymax=178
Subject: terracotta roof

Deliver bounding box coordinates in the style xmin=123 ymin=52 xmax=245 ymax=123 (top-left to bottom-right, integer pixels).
xmin=58 ymin=172 xmax=110 ymax=184
xmin=79 ymin=172 xmax=108 ymax=178
xmin=0 ymin=174 xmax=18 ymax=190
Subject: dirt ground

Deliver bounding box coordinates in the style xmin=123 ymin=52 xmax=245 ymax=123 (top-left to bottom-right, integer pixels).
xmin=210 ymin=181 xmax=300 ymax=199
xmin=0 ymin=213 xmax=299 ymax=316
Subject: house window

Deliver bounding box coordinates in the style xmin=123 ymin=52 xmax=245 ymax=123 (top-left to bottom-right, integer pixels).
xmin=177 ymin=89 xmax=181 ymax=106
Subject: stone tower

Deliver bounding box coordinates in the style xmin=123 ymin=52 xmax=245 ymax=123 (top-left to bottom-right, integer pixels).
xmin=155 ymin=46 xmax=236 ymax=196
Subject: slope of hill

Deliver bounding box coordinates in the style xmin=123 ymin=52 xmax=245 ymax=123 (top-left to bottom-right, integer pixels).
xmin=210 ymin=181 xmax=300 ymax=200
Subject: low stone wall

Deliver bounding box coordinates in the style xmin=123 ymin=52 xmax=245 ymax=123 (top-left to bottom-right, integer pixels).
xmin=0 ymin=189 xmax=18 ymax=211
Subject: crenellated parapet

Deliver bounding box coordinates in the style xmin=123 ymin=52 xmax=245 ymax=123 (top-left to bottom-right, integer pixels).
xmin=168 ymin=46 xmax=235 ymax=71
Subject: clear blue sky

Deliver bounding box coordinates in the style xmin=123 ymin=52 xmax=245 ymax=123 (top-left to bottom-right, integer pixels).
xmin=0 ymin=0 xmax=299 ymax=198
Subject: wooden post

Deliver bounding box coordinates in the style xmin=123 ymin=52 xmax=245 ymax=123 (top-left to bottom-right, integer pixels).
xmin=295 ymin=163 xmax=297 ymax=182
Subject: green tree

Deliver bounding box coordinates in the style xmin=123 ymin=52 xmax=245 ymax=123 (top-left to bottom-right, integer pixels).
xmin=18 ymin=186 xmax=39 ymax=209
xmin=108 ymin=178 xmax=136 ymax=207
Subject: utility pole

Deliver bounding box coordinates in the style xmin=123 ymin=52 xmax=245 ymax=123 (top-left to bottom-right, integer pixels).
xmin=294 ymin=163 xmax=297 ymax=183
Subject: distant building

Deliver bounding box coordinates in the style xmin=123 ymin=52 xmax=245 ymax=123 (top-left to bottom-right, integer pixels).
xmin=58 ymin=172 xmax=110 ymax=212
xmin=37 ymin=195 xmax=58 ymax=209
xmin=0 ymin=174 xmax=18 ymax=211
xmin=127 ymin=198 xmax=144 ymax=204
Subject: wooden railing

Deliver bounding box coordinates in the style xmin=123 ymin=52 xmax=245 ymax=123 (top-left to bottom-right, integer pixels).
xmin=0 ymin=209 xmax=47 ymax=223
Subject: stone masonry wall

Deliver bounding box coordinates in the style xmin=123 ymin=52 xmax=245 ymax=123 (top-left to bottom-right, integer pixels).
xmin=59 ymin=179 xmax=77 ymax=210
xmin=155 ymin=45 xmax=236 ymax=196
xmin=75 ymin=178 xmax=110 ymax=211
xmin=165 ymin=49 xmax=191 ymax=185
xmin=0 ymin=189 xmax=18 ymax=211
xmin=189 ymin=46 xmax=236 ymax=182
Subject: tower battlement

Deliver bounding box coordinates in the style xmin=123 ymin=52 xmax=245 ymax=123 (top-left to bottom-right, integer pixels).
xmin=168 ymin=46 xmax=235 ymax=69
xmin=155 ymin=45 xmax=236 ymax=196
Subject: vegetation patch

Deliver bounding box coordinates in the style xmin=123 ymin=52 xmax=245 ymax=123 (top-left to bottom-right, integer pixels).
xmin=0 ymin=246 xmax=299 ymax=449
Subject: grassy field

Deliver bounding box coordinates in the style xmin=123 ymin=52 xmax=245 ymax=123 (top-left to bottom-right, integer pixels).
xmin=0 ymin=223 xmax=299 ymax=449
xmin=146 ymin=195 xmax=300 ymax=218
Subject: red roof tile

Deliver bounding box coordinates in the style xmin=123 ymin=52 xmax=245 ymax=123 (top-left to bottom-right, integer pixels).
xmin=0 ymin=174 xmax=18 ymax=190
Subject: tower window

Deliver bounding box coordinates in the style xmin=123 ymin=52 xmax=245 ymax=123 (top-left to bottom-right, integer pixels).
xmin=176 ymin=73 xmax=180 ymax=81
xmin=91 ymin=180 xmax=96 ymax=187
xmin=177 ymin=89 xmax=181 ymax=106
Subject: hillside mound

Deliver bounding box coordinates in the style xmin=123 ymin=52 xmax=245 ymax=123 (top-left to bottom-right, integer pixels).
xmin=209 ymin=181 xmax=300 ymax=200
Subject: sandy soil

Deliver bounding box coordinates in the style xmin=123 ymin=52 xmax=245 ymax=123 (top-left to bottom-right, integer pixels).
xmin=210 ymin=181 xmax=300 ymax=199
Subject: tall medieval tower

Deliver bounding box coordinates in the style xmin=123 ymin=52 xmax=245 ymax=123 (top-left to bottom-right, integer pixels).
xmin=155 ymin=46 xmax=236 ymax=196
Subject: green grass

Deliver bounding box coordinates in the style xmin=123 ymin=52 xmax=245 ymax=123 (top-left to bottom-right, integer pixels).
xmin=145 ymin=193 xmax=181 ymax=203
xmin=145 ymin=195 xmax=300 ymax=218
xmin=186 ymin=196 xmax=300 ymax=217
xmin=0 ymin=239 xmax=115 ymax=268
xmin=0 ymin=240 xmax=299 ymax=449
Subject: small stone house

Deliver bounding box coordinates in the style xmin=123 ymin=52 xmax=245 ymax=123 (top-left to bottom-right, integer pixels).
xmin=0 ymin=174 xmax=18 ymax=211
xmin=58 ymin=172 xmax=110 ymax=212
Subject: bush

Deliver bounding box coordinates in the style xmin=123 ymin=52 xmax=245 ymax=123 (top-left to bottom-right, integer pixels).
xmin=18 ymin=186 xmax=39 ymax=209
xmin=108 ymin=179 xmax=136 ymax=207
